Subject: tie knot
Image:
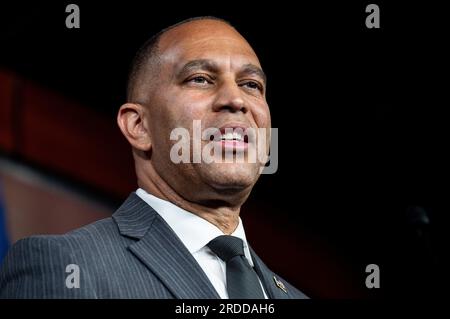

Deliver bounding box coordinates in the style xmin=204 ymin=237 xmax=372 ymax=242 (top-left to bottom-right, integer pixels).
xmin=207 ymin=235 xmax=245 ymax=262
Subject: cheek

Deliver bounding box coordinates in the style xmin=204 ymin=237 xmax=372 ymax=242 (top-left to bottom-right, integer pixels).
xmin=167 ymin=92 xmax=211 ymax=124
xmin=253 ymin=103 xmax=271 ymax=129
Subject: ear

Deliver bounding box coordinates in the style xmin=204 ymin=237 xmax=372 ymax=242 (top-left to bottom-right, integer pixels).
xmin=117 ymin=103 xmax=151 ymax=151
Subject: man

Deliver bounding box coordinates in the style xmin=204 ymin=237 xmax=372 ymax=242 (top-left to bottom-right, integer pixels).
xmin=0 ymin=17 xmax=307 ymax=299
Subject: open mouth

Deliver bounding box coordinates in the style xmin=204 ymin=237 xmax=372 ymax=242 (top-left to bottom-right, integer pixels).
xmin=211 ymin=131 xmax=249 ymax=143
xmin=212 ymin=124 xmax=252 ymax=151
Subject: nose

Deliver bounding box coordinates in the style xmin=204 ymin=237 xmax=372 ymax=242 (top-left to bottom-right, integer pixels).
xmin=212 ymin=80 xmax=247 ymax=114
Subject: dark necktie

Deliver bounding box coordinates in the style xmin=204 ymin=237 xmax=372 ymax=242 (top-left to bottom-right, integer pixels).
xmin=207 ymin=235 xmax=265 ymax=299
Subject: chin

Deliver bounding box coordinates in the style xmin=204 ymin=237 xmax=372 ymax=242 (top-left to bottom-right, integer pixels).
xmin=203 ymin=162 xmax=260 ymax=191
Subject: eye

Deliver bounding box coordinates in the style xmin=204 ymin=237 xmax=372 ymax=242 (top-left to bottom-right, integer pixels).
xmin=186 ymin=75 xmax=212 ymax=85
xmin=241 ymin=80 xmax=263 ymax=92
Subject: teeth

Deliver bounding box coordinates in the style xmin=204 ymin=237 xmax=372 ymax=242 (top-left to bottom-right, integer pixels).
xmin=220 ymin=131 xmax=244 ymax=141
xmin=233 ymin=132 xmax=243 ymax=141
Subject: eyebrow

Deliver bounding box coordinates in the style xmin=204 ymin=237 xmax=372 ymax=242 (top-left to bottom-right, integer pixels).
xmin=177 ymin=59 xmax=220 ymax=79
xmin=239 ymin=63 xmax=267 ymax=85
xmin=176 ymin=59 xmax=267 ymax=85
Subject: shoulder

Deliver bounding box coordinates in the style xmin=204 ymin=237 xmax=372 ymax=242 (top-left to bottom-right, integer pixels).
xmin=12 ymin=216 xmax=122 ymax=256
xmin=0 ymin=216 xmax=121 ymax=298
xmin=0 ymin=235 xmax=92 ymax=298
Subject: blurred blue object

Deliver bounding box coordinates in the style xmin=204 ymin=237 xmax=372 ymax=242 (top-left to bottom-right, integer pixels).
xmin=0 ymin=184 xmax=10 ymax=263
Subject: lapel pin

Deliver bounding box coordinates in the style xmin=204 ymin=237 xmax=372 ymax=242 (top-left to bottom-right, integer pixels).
xmin=273 ymin=276 xmax=288 ymax=293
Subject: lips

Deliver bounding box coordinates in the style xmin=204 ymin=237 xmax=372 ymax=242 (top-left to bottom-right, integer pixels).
xmin=218 ymin=124 xmax=251 ymax=141
xmin=218 ymin=129 xmax=248 ymax=143
xmin=214 ymin=123 xmax=253 ymax=151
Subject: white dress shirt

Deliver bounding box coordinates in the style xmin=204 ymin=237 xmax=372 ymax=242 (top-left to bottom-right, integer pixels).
xmin=135 ymin=188 xmax=268 ymax=299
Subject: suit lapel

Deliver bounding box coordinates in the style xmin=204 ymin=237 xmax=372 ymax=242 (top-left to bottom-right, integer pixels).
xmin=249 ymin=246 xmax=291 ymax=299
xmin=113 ymin=193 xmax=220 ymax=299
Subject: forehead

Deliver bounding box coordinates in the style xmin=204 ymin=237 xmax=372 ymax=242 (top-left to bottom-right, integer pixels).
xmin=157 ymin=20 xmax=261 ymax=68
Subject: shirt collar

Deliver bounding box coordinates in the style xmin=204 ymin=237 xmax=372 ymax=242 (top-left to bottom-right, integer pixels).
xmin=135 ymin=188 xmax=254 ymax=266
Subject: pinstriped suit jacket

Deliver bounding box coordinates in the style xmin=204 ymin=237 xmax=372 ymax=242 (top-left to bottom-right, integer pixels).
xmin=0 ymin=193 xmax=308 ymax=299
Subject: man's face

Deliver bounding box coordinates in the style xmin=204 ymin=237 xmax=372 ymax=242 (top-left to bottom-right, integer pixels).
xmin=143 ymin=20 xmax=271 ymax=202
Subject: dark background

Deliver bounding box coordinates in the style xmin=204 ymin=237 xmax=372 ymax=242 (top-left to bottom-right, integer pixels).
xmin=0 ymin=1 xmax=448 ymax=298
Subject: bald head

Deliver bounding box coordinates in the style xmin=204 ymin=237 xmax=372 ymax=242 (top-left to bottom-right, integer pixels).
xmin=127 ymin=17 xmax=229 ymax=103
xmin=127 ymin=17 xmax=259 ymax=104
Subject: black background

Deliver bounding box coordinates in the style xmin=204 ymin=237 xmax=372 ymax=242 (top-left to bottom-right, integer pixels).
xmin=1 ymin=1 xmax=448 ymax=298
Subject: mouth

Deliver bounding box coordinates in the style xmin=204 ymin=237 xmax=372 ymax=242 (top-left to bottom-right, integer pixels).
xmin=211 ymin=123 xmax=252 ymax=151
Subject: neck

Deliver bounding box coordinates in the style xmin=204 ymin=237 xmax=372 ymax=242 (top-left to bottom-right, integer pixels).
xmin=137 ymin=163 xmax=243 ymax=235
